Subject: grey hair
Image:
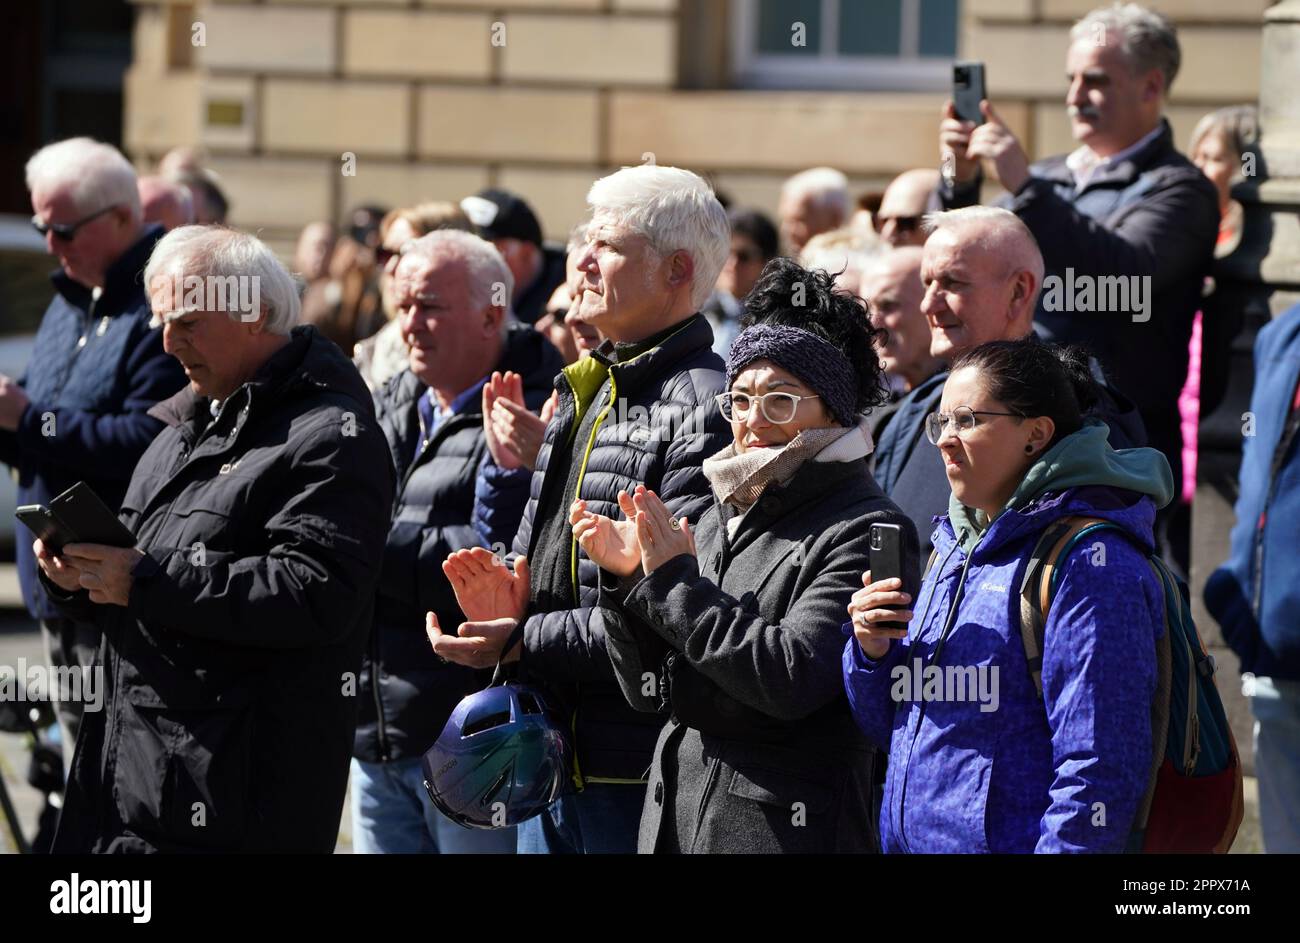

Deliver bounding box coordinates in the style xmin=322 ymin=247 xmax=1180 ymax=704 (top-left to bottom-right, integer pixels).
xmin=922 ymin=206 xmax=1045 ymax=302
xmin=399 ymin=229 xmax=515 ymax=316
xmin=781 ymin=167 xmax=852 ymax=223
xmin=586 ymin=165 xmax=730 ymax=310
xmin=144 ymin=226 xmax=300 ymax=334
xmin=25 ymin=137 xmax=142 ymax=222
xmin=1070 ymin=3 xmax=1180 ymax=92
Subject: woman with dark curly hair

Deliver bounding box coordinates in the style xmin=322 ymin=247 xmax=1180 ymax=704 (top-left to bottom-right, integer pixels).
xmin=571 ymin=258 xmax=919 ymax=853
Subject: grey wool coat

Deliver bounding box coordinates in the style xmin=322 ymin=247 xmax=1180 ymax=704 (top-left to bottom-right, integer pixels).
xmin=603 ymin=454 xmax=920 ymax=853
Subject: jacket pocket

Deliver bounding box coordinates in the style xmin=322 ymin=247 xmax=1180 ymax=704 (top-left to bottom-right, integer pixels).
xmin=729 ymin=765 xmax=833 ymax=813
xmin=691 ymin=762 xmax=841 ymax=853
xmin=113 ymin=688 xmax=256 ymax=851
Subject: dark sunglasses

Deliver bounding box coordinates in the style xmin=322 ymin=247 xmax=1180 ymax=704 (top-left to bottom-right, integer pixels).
xmin=875 ymin=214 xmax=922 ymax=234
xmin=31 ymin=204 xmax=118 ymax=241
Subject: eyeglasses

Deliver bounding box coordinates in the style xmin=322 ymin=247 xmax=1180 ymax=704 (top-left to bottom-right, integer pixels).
xmin=925 ymin=405 xmax=1026 ymax=444
xmin=716 ymin=391 xmax=819 ymax=424
xmin=875 ymin=214 xmax=922 ymax=235
xmin=31 ymin=204 xmax=119 ymax=241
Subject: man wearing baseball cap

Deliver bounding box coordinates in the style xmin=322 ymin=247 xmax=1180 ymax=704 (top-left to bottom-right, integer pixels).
xmin=460 ymin=188 xmax=567 ymax=325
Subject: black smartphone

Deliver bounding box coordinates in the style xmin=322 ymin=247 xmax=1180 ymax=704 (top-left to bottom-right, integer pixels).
xmin=869 ymin=523 xmax=906 ymax=632
xmin=15 ymin=481 xmax=135 ymax=556
xmin=953 ymin=60 xmax=987 ymax=125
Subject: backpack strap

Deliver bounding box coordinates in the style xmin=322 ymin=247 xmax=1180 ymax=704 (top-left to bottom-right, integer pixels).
xmin=1017 ymin=516 xmax=1115 ymax=699
xmin=1131 ymin=558 xmax=1174 ymax=835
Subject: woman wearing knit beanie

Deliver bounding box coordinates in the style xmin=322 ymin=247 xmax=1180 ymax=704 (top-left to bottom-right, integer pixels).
xmin=571 ymin=258 xmax=919 ymax=853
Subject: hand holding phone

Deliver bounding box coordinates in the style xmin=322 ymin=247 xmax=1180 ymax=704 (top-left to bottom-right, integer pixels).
xmin=33 ymin=538 xmax=85 ymax=594
xmin=868 ymin=523 xmax=909 ymax=633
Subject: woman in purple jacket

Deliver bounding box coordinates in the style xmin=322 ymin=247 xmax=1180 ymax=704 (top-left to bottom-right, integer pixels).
xmin=843 ymin=338 xmax=1174 ymax=853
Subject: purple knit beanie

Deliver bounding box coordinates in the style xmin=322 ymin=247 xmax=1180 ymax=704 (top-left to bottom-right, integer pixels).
xmin=725 ymin=324 xmax=858 ymax=426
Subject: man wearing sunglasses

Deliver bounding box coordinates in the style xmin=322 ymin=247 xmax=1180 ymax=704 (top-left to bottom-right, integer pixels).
xmin=2 ymin=137 xmax=186 ymax=773
xmin=871 ymin=206 xmax=1144 ymax=554
xmin=875 ymin=169 xmax=941 ymax=248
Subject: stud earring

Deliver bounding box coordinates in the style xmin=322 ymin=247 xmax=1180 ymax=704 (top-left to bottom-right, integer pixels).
xmin=1024 ymin=444 xmax=1034 ymax=454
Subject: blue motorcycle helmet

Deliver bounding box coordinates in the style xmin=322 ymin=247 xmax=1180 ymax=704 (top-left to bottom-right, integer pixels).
xmin=422 ymin=675 xmax=572 ymax=830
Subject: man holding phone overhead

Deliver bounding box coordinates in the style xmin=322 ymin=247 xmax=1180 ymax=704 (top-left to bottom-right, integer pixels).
xmin=937 ymin=3 xmax=1217 ymax=574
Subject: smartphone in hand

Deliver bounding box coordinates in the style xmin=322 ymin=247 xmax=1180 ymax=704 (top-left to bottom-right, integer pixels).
xmin=953 ymin=60 xmax=987 ymax=125
xmin=869 ymin=523 xmax=907 ymax=633
xmin=15 ymin=481 xmax=135 ymax=556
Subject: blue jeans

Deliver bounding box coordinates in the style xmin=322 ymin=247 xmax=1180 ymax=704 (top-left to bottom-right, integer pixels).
xmin=1250 ymin=676 xmax=1300 ymax=853
xmin=350 ymin=757 xmax=517 ymax=854
xmin=516 ymin=782 xmax=645 ymax=854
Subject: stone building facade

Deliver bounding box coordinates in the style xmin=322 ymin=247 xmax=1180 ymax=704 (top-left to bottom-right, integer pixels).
xmin=124 ymin=0 xmax=1265 ymax=255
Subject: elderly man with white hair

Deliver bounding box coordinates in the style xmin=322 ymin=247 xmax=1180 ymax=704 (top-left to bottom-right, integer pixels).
xmin=939 ymin=1 xmax=1217 ymax=572
xmin=36 ymin=225 xmax=396 ymax=853
xmin=2 ymin=137 xmax=186 ymax=776
xmin=871 ymin=207 xmax=1144 ymax=554
xmin=778 ymin=166 xmax=851 ymax=255
xmin=432 ymin=164 xmax=733 ymax=854
xmin=352 ymin=230 xmax=563 ymax=855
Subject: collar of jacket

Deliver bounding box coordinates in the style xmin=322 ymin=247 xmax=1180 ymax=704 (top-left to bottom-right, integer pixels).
xmin=147 ymin=324 xmax=368 ymax=430
xmin=560 ymin=312 xmax=714 ymax=421
xmin=594 ymin=312 xmax=714 ymax=385
xmin=50 ymin=223 xmax=165 ymax=314
xmin=874 ymin=368 xmax=948 ymax=489
xmin=1033 ymin=118 xmax=1175 ymax=190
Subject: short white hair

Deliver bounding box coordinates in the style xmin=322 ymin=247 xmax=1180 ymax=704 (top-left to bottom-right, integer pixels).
xmin=399 ymin=229 xmax=514 ymax=314
xmin=1071 ymin=3 xmax=1180 ymax=92
xmin=26 ymin=137 xmax=141 ymax=222
xmin=922 ymin=206 xmax=1045 ymax=297
xmin=586 ymin=165 xmax=730 ymax=310
xmin=781 ymin=167 xmax=852 ymax=222
xmin=144 ymin=226 xmax=300 ymax=334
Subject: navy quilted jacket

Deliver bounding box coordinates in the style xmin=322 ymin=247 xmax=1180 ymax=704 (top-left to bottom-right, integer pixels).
xmin=0 ymin=225 xmax=186 ymax=619
xmin=355 ymin=324 xmax=563 ymax=763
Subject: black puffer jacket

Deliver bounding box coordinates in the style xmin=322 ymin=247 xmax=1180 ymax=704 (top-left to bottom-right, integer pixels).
xmin=48 ymin=326 xmax=395 ymax=853
xmin=355 ymin=325 xmax=563 ymax=763
xmin=498 ymin=313 xmax=732 ymax=783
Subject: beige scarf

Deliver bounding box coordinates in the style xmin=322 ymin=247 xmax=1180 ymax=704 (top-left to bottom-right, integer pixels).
xmin=702 ymin=417 xmax=875 ymax=512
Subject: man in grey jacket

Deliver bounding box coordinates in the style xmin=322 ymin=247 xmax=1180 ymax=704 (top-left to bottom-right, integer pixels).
xmin=938 ymin=2 xmax=1217 ymax=570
